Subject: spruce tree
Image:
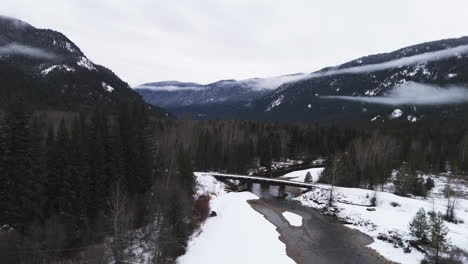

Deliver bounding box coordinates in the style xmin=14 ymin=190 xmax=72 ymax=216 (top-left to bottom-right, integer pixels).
xmin=304 ymin=171 xmax=313 ymax=183
xmin=429 ymin=212 xmax=449 ymax=263
xmin=408 ymin=208 xmax=429 ymax=241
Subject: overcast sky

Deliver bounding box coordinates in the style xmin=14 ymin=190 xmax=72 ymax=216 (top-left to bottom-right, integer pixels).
xmin=3 ymin=0 xmax=468 ymax=86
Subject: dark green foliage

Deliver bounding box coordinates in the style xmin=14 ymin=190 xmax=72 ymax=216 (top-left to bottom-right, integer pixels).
xmin=409 ymin=208 xmax=429 ymax=241
xmin=0 ymin=99 xmax=175 ymax=260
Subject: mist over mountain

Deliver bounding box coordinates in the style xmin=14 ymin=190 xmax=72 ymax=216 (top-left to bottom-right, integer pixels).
xmin=0 ymin=16 xmax=169 ymax=116
xmin=135 ymin=74 xmax=305 ymax=118
xmin=138 ymin=36 xmax=468 ymax=124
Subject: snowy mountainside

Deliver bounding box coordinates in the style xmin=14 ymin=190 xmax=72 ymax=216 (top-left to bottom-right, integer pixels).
xmin=249 ymin=36 xmax=468 ymax=124
xmin=0 ymin=15 xmax=168 ymax=116
xmin=135 ymin=74 xmax=305 ymax=119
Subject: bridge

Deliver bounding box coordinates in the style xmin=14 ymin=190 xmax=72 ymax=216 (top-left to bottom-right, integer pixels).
xmin=201 ymin=172 xmax=317 ymax=190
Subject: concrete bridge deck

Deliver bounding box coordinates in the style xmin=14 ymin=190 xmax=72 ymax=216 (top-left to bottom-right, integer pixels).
xmin=201 ymin=172 xmax=316 ymax=189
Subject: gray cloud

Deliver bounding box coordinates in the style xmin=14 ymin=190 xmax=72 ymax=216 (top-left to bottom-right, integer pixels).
xmin=0 ymin=43 xmax=57 ymax=60
xmin=322 ymin=82 xmax=468 ymax=105
xmin=4 ymin=0 xmax=468 ymax=85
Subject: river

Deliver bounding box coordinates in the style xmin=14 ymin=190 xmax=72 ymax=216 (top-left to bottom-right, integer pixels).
xmin=247 ymin=183 xmax=392 ymax=264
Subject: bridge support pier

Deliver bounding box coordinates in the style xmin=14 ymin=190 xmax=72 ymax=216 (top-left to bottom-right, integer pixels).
xmin=238 ymin=181 xmax=249 ymax=192
xmin=278 ymin=185 xmax=286 ymax=198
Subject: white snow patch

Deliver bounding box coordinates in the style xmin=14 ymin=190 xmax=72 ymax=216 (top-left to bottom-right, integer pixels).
xmin=280 ymin=167 xmax=324 ymax=183
xmin=41 ymin=64 xmax=75 ymax=75
xmin=77 ymin=56 xmax=97 ymax=71
xmin=282 ymin=212 xmax=303 ymax=227
xmin=389 ymin=109 xmax=403 ymax=119
xmin=178 ymin=192 xmax=295 ymax=264
xmin=407 ymin=115 xmax=417 ymax=123
xmin=266 ymin=95 xmax=284 ymax=111
xmin=447 ymin=73 xmax=457 ymax=78
xmin=194 ymin=172 xmax=228 ymax=199
xmin=296 ymin=175 xmax=468 ymax=264
xmin=371 ymin=115 xmax=380 ymax=122
xmin=101 ymin=82 xmax=114 ymax=92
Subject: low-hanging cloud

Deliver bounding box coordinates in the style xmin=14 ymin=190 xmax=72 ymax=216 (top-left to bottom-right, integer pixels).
xmin=238 ymin=45 xmax=468 ymax=90
xmin=0 ymin=43 xmax=57 ymax=60
xmin=322 ymin=82 xmax=468 ymax=105
xmin=135 ymin=84 xmax=204 ymax=91
xmin=302 ymin=44 xmax=468 ymax=80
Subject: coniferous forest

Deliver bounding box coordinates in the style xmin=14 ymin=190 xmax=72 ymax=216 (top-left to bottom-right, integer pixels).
xmin=1 ymin=96 xmax=468 ymax=263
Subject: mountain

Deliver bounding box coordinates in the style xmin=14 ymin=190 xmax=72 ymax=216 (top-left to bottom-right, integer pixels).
xmin=135 ymin=74 xmax=305 ymax=119
xmin=0 ymin=15 xmax=169 ymax=117
xmin=248 ymin=37 xmax=468 ymax=124
xmin=137 ymin=36 xmax=468 ymax=124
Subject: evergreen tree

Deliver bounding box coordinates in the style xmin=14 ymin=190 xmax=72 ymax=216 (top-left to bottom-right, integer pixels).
xmin=304 ymin=171 xmax=313 ymax=183
xmin=429 ymin=212 xmax=449 ymax=263
xmin=408 ymin=208 xmax=429 ymax=241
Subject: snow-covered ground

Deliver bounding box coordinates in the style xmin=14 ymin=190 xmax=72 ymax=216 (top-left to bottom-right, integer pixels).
xmin=296 ymin=175 xmax=468 ymax=264
xmin=178 ymin=173 xmax=296 ymax=264
xmin=280 ymin=167 xmax=324 ymax=183
xmin=282 ymin=212 xmax=303 ymax=227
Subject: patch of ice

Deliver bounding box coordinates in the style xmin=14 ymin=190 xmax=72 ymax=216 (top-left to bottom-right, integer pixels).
xmin=282 ymin=211 xmax=303 ymax=227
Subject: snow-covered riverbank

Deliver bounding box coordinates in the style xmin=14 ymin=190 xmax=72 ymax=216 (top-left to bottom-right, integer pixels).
xmin=178 ymin=174 xmax=296 ymax=264
xmin=296 ymin=176 xmax=468 ymax=264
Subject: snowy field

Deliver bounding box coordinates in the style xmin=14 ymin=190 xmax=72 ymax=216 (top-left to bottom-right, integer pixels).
xmin=296 ymin=176 xmax=468 ymax=264
xmin=282 ymin=212 xmax=303 ymax=227
xmin=280 ymin=167 xmax=324 ymax=183
xmin=178 ymin=173 xmax=296 ymax=264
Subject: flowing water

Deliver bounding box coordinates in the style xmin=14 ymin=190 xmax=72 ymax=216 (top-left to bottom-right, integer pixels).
xmin=246 ymin=183 xmax=392 ymax=264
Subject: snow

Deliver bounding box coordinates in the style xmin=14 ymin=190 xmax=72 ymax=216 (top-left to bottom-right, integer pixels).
xmin=266 ymin=95 xmax=284 ymax=111
xmin=407 ymin=115 xmax=417 ymax=123
xmin=77 ymin=56 xmax=97 ymax=71
xmin=282 ymin=212 xmax=303 ymax=227
xmin=179 ymin=174 xmax=296 ymax=264
xmin=101 ymin=82 xmax=114 ymax=92
xmin=371 ymin=115 xmax=380 ymax=122
xmin=389 ymin=109 xmax=403 ymax=119
xmin=41 ymin=64 xmax=75 ymax=75
xmin=194 ymin=172 xmax=228 ymax=199
xmin=447 ymin=73 xmax=457 ymax=78
xmin=296 ymin=175 xmax=468 ymax=264
xmin=280 ymin=167 xmax=324 ymax=183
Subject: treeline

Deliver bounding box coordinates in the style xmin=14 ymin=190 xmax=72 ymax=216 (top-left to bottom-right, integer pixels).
xmin=2 ymin=98 xmax=468 ymax=262
xmin=0 ymin=99 xmax=194 ymax=263
xmin=320 ymin=120 xmax=468 ymax=195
